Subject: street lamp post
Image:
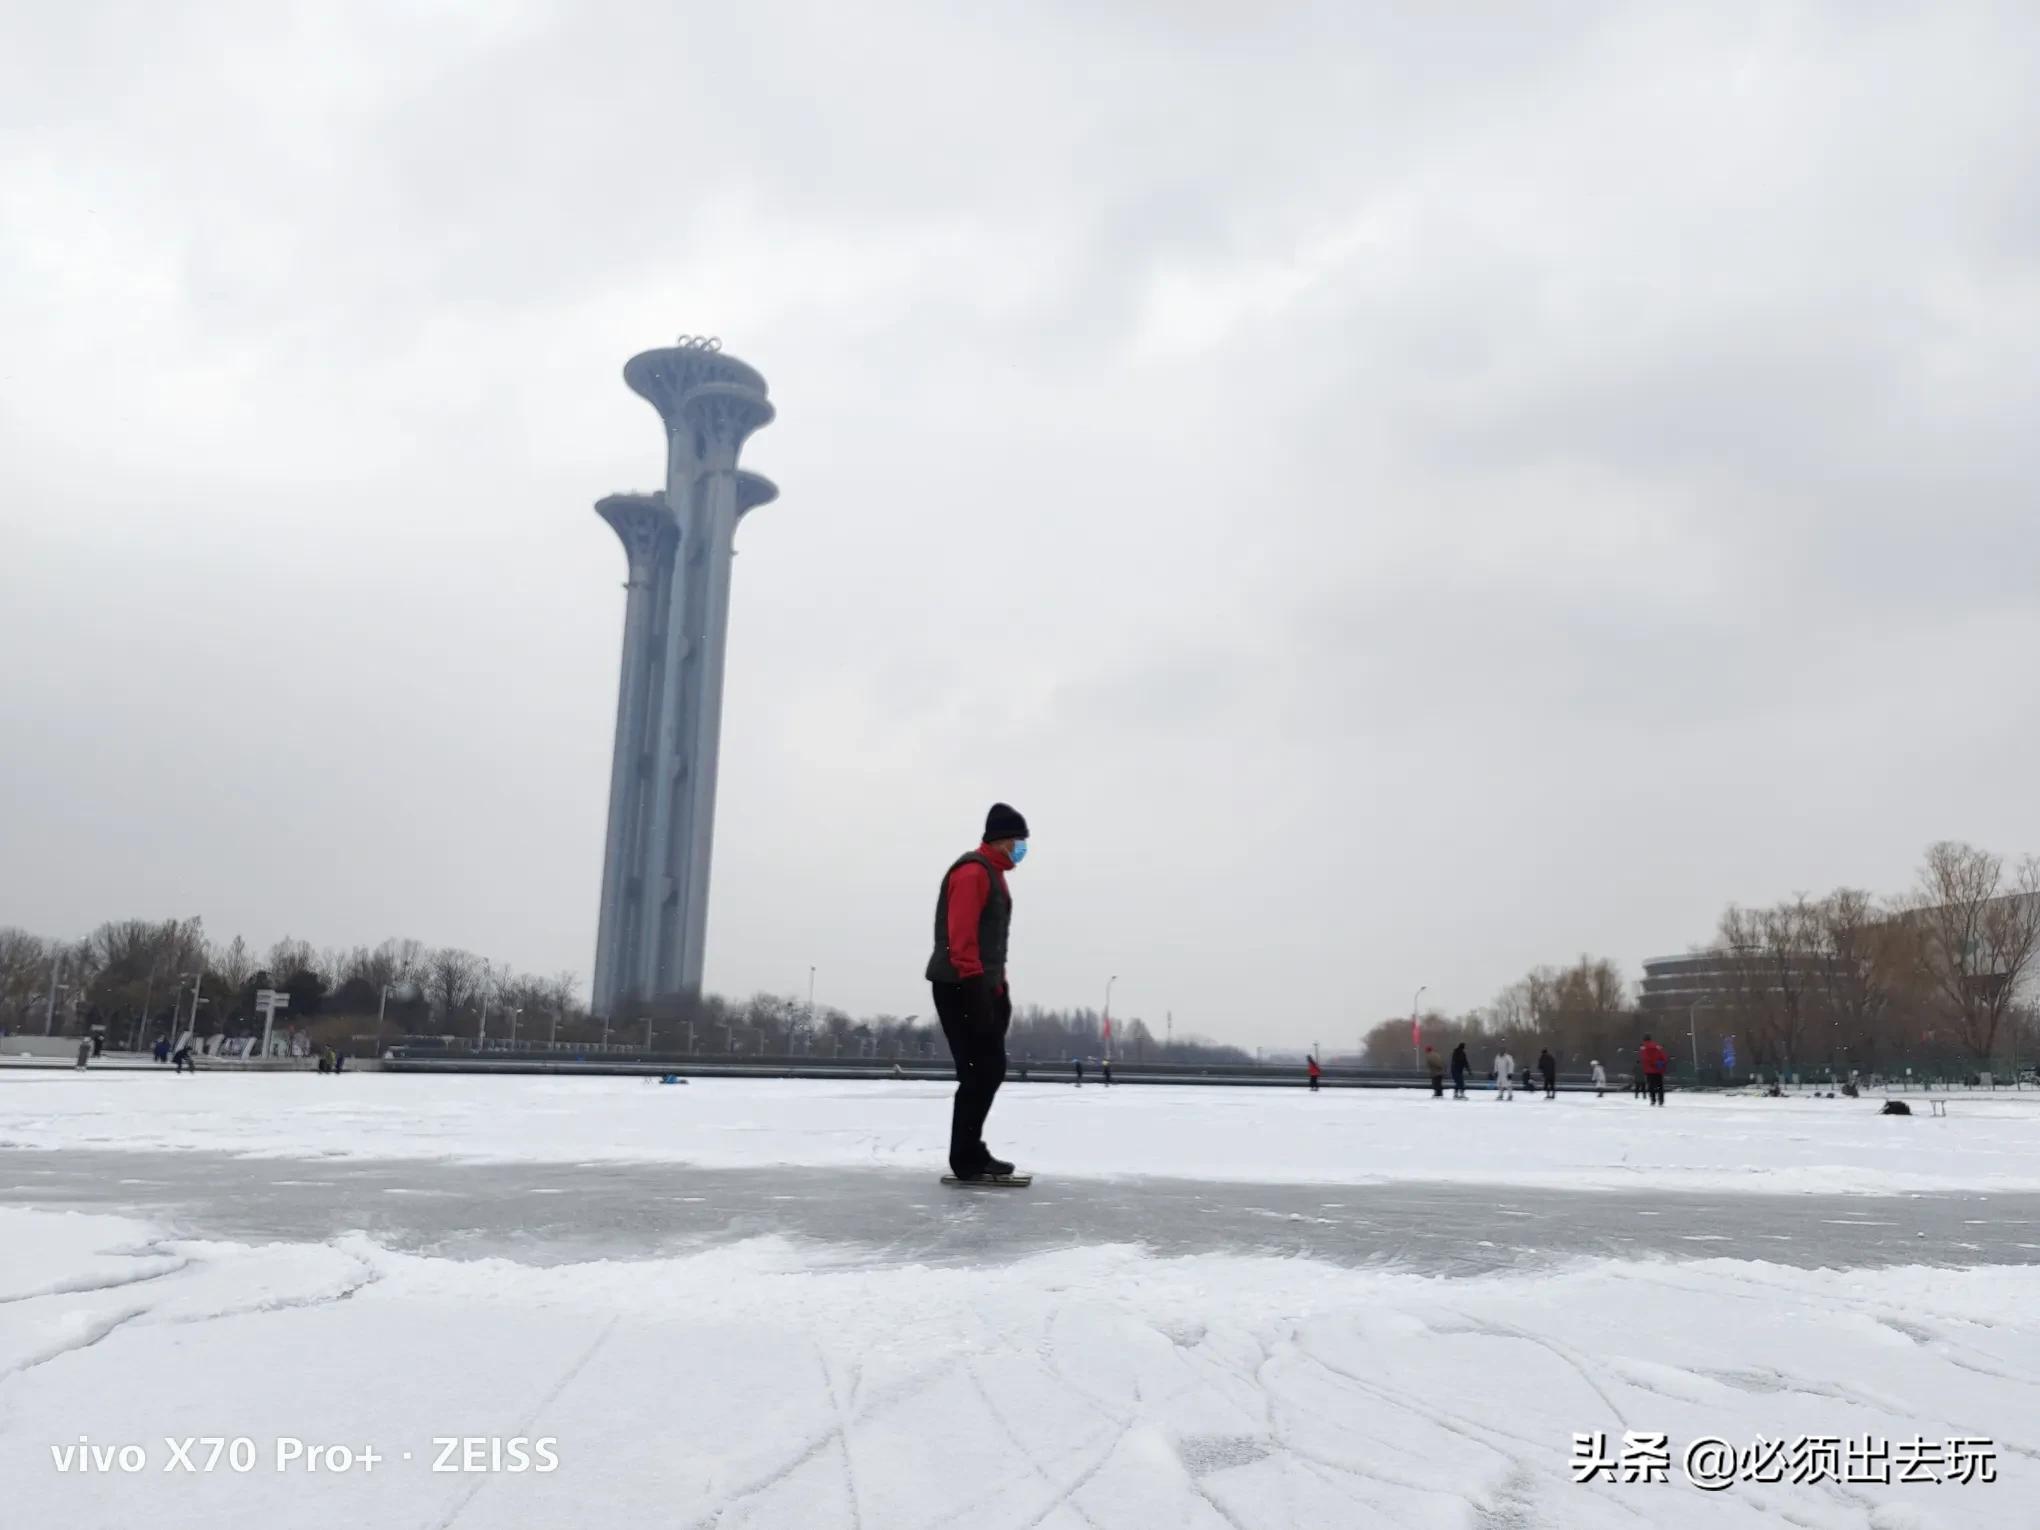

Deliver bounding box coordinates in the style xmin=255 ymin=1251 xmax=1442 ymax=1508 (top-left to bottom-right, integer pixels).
xmin=43 ymin=951 xmax=65 ymax=1036
xmin=166 ymin=971 xmax=201 ymax=1046
xmin=510 ymin=1007 xmax=523 ymax=1046
xmin=1688 ymin=999 xmax=1702 ymax=1079
xmin=1412 ymin=985 xmax=1428 ymax=1071
xmin=136 ymin=960 xmax=160 ymax=1051
xmin=1104 ymin=975 xmax=1118 ymax=1061
xmin=477 ymin=962 xmax=491 ymax=1048
xmin=378 ymin=984 xmax=393 ymax=1028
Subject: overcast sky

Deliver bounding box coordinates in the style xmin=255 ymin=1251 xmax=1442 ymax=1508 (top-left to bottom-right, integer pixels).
xmin=3 ymin=0 xmax=2037 ymax=1044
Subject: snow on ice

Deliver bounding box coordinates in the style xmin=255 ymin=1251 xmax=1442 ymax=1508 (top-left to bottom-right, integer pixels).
xmin=8 ymin=1071 xmax=2040 ymax=1194
xmin=3 ymin=1205 xmax=2034 ymax=1528
xmin=3 ymin=1074 xmax=2038 ymax=1527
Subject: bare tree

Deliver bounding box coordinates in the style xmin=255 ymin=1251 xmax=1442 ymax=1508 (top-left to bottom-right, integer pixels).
xmin=0 ymin=927 xmax=50 ymax=1029
xmin=1489 ymin=982 xmax=1530 ymax=1036
xmin=1805 ymin=888 xmax=1905 ymax=1070
xmin=1905 ymin=842 xmax=2040 ymax=1063
xmin=1358 ymin=1016 xmax=1415 ymax=1065
xmin=212 ymin=934 xmax=255 ymax=995
xmin=267 ymin=936 xmax=318 ymax=984
xmin=1755 ymin=896 xmax=1819 ymax=1065
xmin=85 ymin=917 xmax=204 ymax=1032
xmin=377 ymin=938 xmax=425 ymax=987
xmin=422 ymin=947 xmax=481 ymax=1026
xmin=1712 ymin=906 xmax=1783 ymax=1065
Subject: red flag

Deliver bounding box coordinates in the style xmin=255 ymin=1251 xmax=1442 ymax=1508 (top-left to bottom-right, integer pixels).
xmin=1411 ymin=1014 xmax=1421 ymax=1047
xmin=1103 ymin=1016 xmax=1113 ymax=1042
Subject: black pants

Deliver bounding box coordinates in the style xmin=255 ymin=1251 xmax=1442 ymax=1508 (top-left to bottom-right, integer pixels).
xmin=1308 ymin=1075 xmax=1319 ymax=1091
xmin=1543 ymin=1075 xmax=1556 ymax=1098
xmin=1451 ymin=1070 xmax=1466 ymax=1098
xmin=1430 ymin=1074 xmax=1444 ymax=1097
xmin=933 ymin=981 xmax=1009 ymax=1175
xmin=1647 ymin=1074 xmax=1665 ymax=1106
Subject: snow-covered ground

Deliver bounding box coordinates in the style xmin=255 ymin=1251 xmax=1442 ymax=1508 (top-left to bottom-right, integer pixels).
xmin=6 ymin=1071 xmax=2040 ymax=1194
xmin=4 ymin=1074 xmax=2038 ymax=1527
xmin=3 ymin=1205 xmax=2033 ymax=1529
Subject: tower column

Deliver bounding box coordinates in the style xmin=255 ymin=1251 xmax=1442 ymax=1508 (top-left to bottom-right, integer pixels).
xmin=594 ymin=338 xmax=775 ymax=1015
xmin=592 ymin=493 xmax=677 ymax=1018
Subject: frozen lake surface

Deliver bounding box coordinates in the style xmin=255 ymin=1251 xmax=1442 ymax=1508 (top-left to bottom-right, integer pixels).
xmin=4 ymin=1073 xmax=2037 ymax=1528
xmin=9 ymin=1070 xmax=2040 ymax=1194
xmin=10 ymin=1149 xmax=2040 ymax=1274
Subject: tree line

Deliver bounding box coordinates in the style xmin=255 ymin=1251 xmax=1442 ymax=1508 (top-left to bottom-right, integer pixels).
xmin=14 ymin=838 xmax=2026 ymax=1073
xmin=0 ymin=919 xmax=1250 ymax=1063
xmin=1355 ymin=840 xmax=2040 ymax=1077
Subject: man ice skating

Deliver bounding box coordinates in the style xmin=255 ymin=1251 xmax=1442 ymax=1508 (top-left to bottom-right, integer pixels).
xmin=1638 ymin=1034 xmax=1670 ymax=1106
xmin=1425 ymin=1045 xmax=1445 ymax=1097
xmin=927 ymin=802 xmax=1029 ymax=1180
xmin=1492 ymin=1044 xmax=1516 ymax=1100
xmin=1590 ymin=1059 xmax=1607 ymax=1096
xmin=1537 ymin=1048 xmax=1557 ymax=1099
xmin=1307 ymin=1055 xmax=1321 ymax=1092
xmin=1449 ymin=1041 xmax=1469 ymax=1098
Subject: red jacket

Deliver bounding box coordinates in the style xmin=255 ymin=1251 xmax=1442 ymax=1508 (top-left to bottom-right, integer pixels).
xmin=1639 ymin=1041 xmax=1670 ymax=1075
xmin=942 ymin=842 xmax=1015 ymax=981
xmin=1307 ymin=1057 xmax=1322 ymax=1078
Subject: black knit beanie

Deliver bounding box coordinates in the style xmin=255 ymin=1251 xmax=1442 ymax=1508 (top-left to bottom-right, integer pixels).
xmin=984 ymin=802 xmax=1029 ymax=842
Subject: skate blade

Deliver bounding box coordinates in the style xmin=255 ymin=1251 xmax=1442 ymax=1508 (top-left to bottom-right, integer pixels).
xmin=941 ymin=1174 xmax=1032 ymax=1188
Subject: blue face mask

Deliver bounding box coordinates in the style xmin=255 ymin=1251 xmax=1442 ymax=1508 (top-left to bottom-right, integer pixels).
xmin=1010 ymin=839 xmax=1029 ymax=865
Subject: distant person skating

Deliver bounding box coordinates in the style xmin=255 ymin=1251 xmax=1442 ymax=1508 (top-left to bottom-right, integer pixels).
xmin=1632 ymin=1066 xmax=1645 ymax=1099
xmin=1590 ymin=1059 xmax=1607 ymax=1096
xmin=1102 ymin=1057 xmax=1112 ymax=1086
xmin=926 ymin=802 xmax=1030 ymax=1180
xmin=75 ymin=1039 xmax=91 ymax=1068
xmin=1450 ymin=1042 xmax=1470 ymax=1098
xmin=1492 ymin=1045 xmax=1516 ymax=1100
xmin=172 ymin=1042 xmax=194 ymax=1074
xmin=1638 ymin=1034 xmax=1670 ymax=1106
xmin=1307 ymin=1055 xmax=1321 ymax=1092
xmin=1425 ymin=1045 xmax=1445 ymax=1097
xmin=1072 ymin=1058 xmax=1083 ymax=1086
xmin=1538 ymin=1049 xmax=1557 ymax=1099
xmin=333 ymin=1051 xmax=346 ymax=1074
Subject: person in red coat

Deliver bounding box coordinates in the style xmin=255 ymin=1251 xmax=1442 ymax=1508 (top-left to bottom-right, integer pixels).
xmin=926 ymin=803 xmax=1029 ymax=1179
xmin=1638 ymin=1035 xmax=1670 ymax=1107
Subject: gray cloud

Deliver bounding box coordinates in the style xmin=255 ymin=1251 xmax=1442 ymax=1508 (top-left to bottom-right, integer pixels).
xmin=3 ymin=0 xmax=2037 ymax=1039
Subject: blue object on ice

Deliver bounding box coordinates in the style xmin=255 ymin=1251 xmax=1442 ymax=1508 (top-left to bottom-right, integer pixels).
xmin=659 ymin=1074 xmax=685 ymax=1085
